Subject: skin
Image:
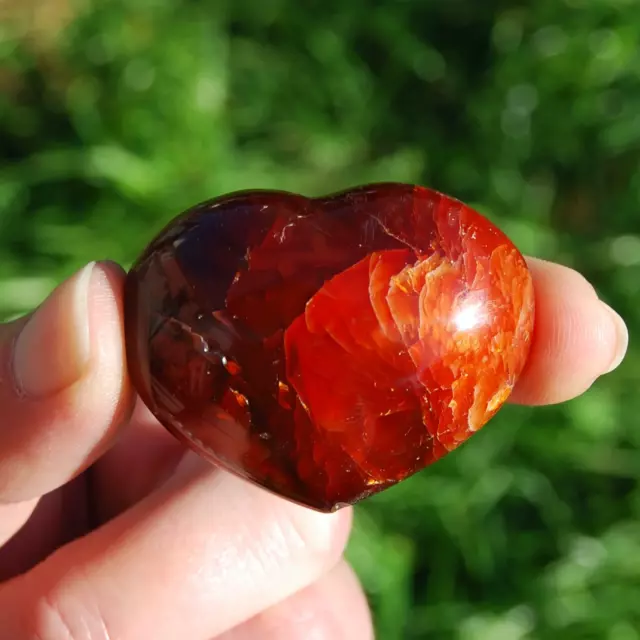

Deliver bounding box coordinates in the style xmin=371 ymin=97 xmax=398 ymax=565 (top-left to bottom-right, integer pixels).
xmin=0 ymin=257 xmax=628 ymax=640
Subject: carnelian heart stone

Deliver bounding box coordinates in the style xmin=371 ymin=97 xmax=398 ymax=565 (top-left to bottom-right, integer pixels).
xmin=125 ymin=183 xmax=534 ymax=511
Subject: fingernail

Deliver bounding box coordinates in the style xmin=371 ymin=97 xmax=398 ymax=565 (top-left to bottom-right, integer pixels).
xmin=601 ymin=301 xmax=629 ymax=374
xmin=13 ymin=262 xmax=95 ymax=397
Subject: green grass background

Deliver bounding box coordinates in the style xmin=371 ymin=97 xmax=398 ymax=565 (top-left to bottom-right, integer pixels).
xmin=1 ymin=1 xmax=639 ymax=637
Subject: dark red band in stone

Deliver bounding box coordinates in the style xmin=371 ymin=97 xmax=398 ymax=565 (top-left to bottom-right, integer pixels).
xmin=124 ymin=183 xmax=534 ymax=511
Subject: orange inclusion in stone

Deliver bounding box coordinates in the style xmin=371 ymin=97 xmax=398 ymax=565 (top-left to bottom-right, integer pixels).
xmin=125 ymin=183 xmax=534 ymax=511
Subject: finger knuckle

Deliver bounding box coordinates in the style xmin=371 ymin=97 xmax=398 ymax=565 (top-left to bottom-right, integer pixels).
xmin=25 ymin=583 xmax=111 ymax=640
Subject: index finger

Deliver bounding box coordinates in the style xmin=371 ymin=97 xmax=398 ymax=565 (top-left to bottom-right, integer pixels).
xmin=510 ymin=258 xmax=628 ymax=406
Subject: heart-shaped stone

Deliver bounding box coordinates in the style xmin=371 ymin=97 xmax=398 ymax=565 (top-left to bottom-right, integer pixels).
xmin=125 ymin=183 xmax=534 ymax=511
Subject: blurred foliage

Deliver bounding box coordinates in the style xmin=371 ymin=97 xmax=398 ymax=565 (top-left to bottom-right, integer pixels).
xmin=1 ymin=0 xmax=639 ymax=637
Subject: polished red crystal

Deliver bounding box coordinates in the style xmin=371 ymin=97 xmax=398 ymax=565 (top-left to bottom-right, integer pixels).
xmin=124 ymin=183 xmax=534 ymax=511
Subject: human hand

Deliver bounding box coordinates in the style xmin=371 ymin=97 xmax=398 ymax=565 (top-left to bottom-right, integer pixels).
xmin=0 ymin=258 xmax=628 ymax=639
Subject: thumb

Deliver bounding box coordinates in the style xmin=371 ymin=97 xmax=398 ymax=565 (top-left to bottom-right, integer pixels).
xmin=0 ymin=261 xmax=134 ymax=503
